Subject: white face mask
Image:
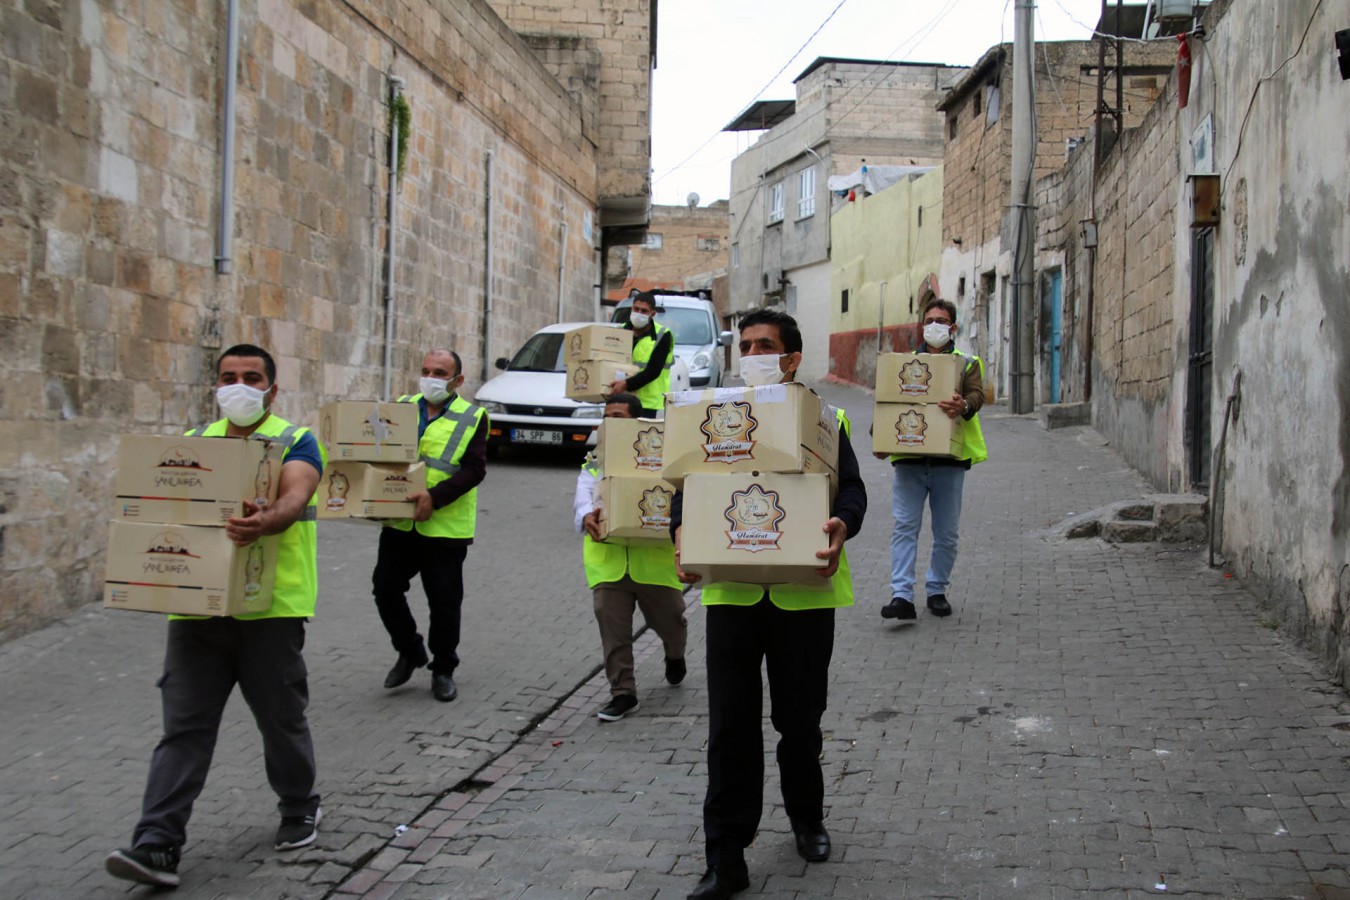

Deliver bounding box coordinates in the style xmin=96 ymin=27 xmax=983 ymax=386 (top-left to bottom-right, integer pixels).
xmin=629 ymin=312 xmax=651 ymax=329
xmin=216 ymin=383 xmax=268 ymax=427
xmin=420 ymin=377 xmax=452 ymax=404
xmin=923 ymin=322 xmax=953 ymax=348
xmin=739 ymin=354 xmax=786 ymax=387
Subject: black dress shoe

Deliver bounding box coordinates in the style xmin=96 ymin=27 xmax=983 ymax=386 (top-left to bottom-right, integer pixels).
xmin=432 ymin=673 xmax=458 ymax=702
xmin=790 ymin=817 xmax=831 ymax=862
xmin=383 ymin=652 xmax=427 ymax=689
xmin=687 ymin=863 xmax=749 ymax=899
xmin=926 ymin=594 xmax=953 ymax=617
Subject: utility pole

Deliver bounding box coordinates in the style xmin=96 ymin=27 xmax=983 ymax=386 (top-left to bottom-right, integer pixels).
xmin=1009 ymin=0 xmax=1037 ymax=413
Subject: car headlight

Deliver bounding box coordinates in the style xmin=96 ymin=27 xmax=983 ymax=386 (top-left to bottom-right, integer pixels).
xmin=572 ymin=405 xmax=604 ymax=419
xmin=691 ymin=351 xmax=711 ymax=370
xmin=479 ymin=401 xmax=507 ymax=414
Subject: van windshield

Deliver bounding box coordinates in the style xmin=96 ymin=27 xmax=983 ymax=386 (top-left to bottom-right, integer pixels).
xmin=613 ymin=305 xmax=713 ymax=345
xmin=507 ymin=333 xmax=566 ymax=372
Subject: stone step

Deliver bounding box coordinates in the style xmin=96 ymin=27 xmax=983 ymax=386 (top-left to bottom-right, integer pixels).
xmin=1101 ymin=518 xmax=1159 ymax=543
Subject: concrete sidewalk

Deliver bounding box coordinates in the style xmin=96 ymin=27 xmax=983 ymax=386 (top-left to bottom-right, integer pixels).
xmin=2 ymin=380 xmax=1347 ymax=898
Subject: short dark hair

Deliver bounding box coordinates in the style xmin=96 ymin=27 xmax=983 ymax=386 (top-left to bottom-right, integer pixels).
xmin=630 ymin=291 xmax=657 ymax=312
xmin=218 ymin=343 xmax=276 ymax=384
xmin=425 ymin=348 xmax=463 ymax=378
xmin=738 ymin=308 xmax=802 ymax=354
xmin=605 ymin=392 xmax=643 ymax=418
xmin=922 ymin=298 xmax=957 ymax=324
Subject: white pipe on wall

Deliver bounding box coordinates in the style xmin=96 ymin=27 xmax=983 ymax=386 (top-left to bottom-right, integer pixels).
xmin=214 ymin=0 xmax=240 ymax=275
xmin=482 ymin=150 xmax=495 ymax=381
xmin=381 ymin=75 xmax=405 ymax=401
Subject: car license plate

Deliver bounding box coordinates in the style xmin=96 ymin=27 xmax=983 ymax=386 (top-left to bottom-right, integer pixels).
xmin=512 ymin=428 xmax=563 ymax=445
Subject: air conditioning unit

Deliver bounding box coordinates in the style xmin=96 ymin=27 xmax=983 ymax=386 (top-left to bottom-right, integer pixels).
xmin=762 ymin=269 xmax=783 ymax=294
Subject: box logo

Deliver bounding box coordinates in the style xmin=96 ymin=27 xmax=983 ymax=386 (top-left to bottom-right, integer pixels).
xmin=379 ymin=470 xmax=413 ymax=497
xmin=325 ymin=470 xmax=350 ymax=511
xmin=638 ymin=485 xmax=673 ymax=530
xmin=894 ymin=409 xmax=929 ymax=446
xmin=361 ymin=410 xmax=397 ymax=440
xmin=898 ymin=359 xmax=934 ymax=396
xmin=151 ymin=445 xmax=212 ymax=488
xmin=569 ymin=333 xmax=583 ymax=356
xmin=633 ymin=427 xmax=664 ymax=471
xmin=571 ymin=365 xmax=591 ymax=393
xmin=141 ymin=529 xmax=201 ymax=574
xmin=700 ymin=402 xmax=758 ymax=463
xmin=254 ymin=458 xmax=274 ymax=505
xmin=243 ymin=543 xmax=266 ymax=604
xmin=723 ymin=484 xmax=784 ymax=553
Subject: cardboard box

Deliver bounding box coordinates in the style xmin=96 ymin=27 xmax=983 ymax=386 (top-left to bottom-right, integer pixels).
xmin=873 ymin=402 xmax=965 ymax=457
xmin=319 ymin=400 xmax=419 ymax=463
xmin=875 ymin=352 xmax=962 ymax=403
xmin=566 ymin=359 xmax=639 ymax=402
xmin=564 ymin=324 xmax=632 ymax=363
xmin=594 ymin=475 xmax=676 ymax=543
xmin=318 ymin=461 xmax=426 ymax=520
xmin=595 ymin=417 xmax=665 ymax=475
xmin=679 ymin=472 xmax=831 ymax=586
xmin=661 ymin=383 xmax=839 ymax=486
xmin=113 ymin=435 xmax=284 ymax=526
xmin=103 ymin=521 xmax=279 ymax=616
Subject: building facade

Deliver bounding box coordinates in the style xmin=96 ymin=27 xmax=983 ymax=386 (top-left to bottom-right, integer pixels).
xmin=0 ymin=0 xmax=653 ymax=636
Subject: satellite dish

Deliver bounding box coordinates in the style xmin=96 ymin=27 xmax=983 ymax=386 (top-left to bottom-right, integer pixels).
xmin=686 ymin=192 xmax=700 ymax=209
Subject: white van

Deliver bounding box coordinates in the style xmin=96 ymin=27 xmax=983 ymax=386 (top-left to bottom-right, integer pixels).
xmin=611 ymin=291 xmax=733 ymax=388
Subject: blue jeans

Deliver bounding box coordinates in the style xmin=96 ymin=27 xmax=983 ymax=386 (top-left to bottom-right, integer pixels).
xmin=889 ymin=463 xmax=966 ymax=600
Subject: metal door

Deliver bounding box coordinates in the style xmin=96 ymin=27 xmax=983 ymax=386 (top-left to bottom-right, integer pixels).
xmin=1187 ymin=229 xmax=1214 ymax=488
xmin=1045 ymin=269 xmax=1063 ymax=403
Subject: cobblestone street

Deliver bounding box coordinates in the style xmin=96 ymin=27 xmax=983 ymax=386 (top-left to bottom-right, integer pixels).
xmin=2 ymin=380 xmax=1347 ymax=899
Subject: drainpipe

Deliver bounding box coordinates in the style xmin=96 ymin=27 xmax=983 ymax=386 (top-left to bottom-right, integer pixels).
xmin=381 ymin=75 xmax=405 ymax=401
xmin=556 ymin=218 xmax=568 ymax=322
xmin=214 ymin=0 xmax=240 ymax=275
xmin=876 ymin=281 xmax=887 ymax=350
xmin=481 ymin=150 xmax=495 ymax=381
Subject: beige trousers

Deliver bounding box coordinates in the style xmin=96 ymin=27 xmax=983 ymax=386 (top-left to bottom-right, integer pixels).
xmin=593 ymin=575 xmax=688 ymax=698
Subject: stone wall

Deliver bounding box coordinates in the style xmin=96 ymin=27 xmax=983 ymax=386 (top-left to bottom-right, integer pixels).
xmin=626 ymin=202 xmax=728 ymax=289
xmin=0 ymin=0 xmax=606 ymax=637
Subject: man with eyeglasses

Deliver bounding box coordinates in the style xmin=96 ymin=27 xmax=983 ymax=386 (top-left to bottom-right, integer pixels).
xmin=879 ymin=298 xmax=987 ymax=623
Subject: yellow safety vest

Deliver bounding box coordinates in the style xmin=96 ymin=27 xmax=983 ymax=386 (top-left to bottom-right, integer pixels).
xmin=579 ymin=458 xmax=681 ymax=590
xmin=630 ymin=321 xmax=673 ymax=411
xmin=179 ymin=415 xmax=324 ymax=619
xmin=701 ymin=407 xmax=854 ymax=611
xmin=386 ymin=393 xmax=485 ymax=539
xmin=889 ymin=349 xmax=989 ymax=465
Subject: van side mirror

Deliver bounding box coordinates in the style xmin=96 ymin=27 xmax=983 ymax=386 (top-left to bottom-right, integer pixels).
xmin=494 ymin=357 xmax=509 ymax=370
xmin=718 ymin=331 xmax=734 ymax=348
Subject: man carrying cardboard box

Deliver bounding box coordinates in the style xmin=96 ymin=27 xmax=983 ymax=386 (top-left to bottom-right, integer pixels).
xmin=607 ymin=291 xmax=674 ymax=416
xmin=879 ymin=298 xmax=987 ymax=623
xmin=106 ymin=344 xmax=326 ymax=889
xmin=574 ymin=392 xmax=688 ymax=722
xmin=373 ymin=349 xmax=488 ymax=703
xmin=670 ymin=310 xmax=867 ymax=900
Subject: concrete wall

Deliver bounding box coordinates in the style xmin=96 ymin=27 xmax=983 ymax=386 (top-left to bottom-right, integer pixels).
xmin=624 ymin=202 xmax=728 ymax=290
xmin=830 ymin=168 xmax=944 ymax=386
xmin=1193 ymin=0 xmax=1350 ymax=683
xmin=0 ymin=0 xmax=609 ymax=637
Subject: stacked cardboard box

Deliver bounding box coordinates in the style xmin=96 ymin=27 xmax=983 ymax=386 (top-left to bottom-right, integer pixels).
xmin=872 ymin=352 xmax=966 ymax=457
xmin=317 ymin=401 xmax=425 ymax=520
xmin=564 ymin=324 xmax=637 ymax=402
xmin=591 ymin=417 xmax=675 ymax=544
xmin=104 ymin=435 xmax=284 ymax=616
xmin=664 ymin=384 xmax=839 ymax=585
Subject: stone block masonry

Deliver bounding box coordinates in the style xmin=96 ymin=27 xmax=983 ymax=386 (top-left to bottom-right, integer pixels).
xmin=0 ymin=0 xmax=639 ymax=636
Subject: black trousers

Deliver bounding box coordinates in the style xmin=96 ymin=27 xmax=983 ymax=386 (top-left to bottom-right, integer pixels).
xmin=703 ymin=596 xmax=835 ymax=869
xmin=371 ymin=526 xmax=468 ymax=675
xmin=134 ymin=617 xmax=319 ymax=849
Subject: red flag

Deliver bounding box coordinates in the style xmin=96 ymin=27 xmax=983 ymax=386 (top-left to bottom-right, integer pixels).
xmin=1177 ymin=34 xmax=1192 ymax=109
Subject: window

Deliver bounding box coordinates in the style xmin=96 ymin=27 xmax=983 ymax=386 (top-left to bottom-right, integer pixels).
xmin=985 ymin=83 xmax=1000 ymax=125
xmin=768 ymin=182 xmax=784 ymax=224
xmin=696 ymin=235 xmax=720 ymax=251
xmin=642 ymin=232 xmax=663 ymax=250
xmin=840 ymin=288 xmax=849 ymax=313
xmin=731 ymin=242 xmax=740 ymax=268
xmin=797 ymin=168 xmax=815 ymax=219
xmin=948 ymin=112 xmax=958 ymax=140
xmin=973 ymin=91 xmax=981 ymax=116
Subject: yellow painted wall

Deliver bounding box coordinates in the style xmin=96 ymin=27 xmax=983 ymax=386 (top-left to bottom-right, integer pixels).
xmin=830 ymin=167 xmax=945 ymax=336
